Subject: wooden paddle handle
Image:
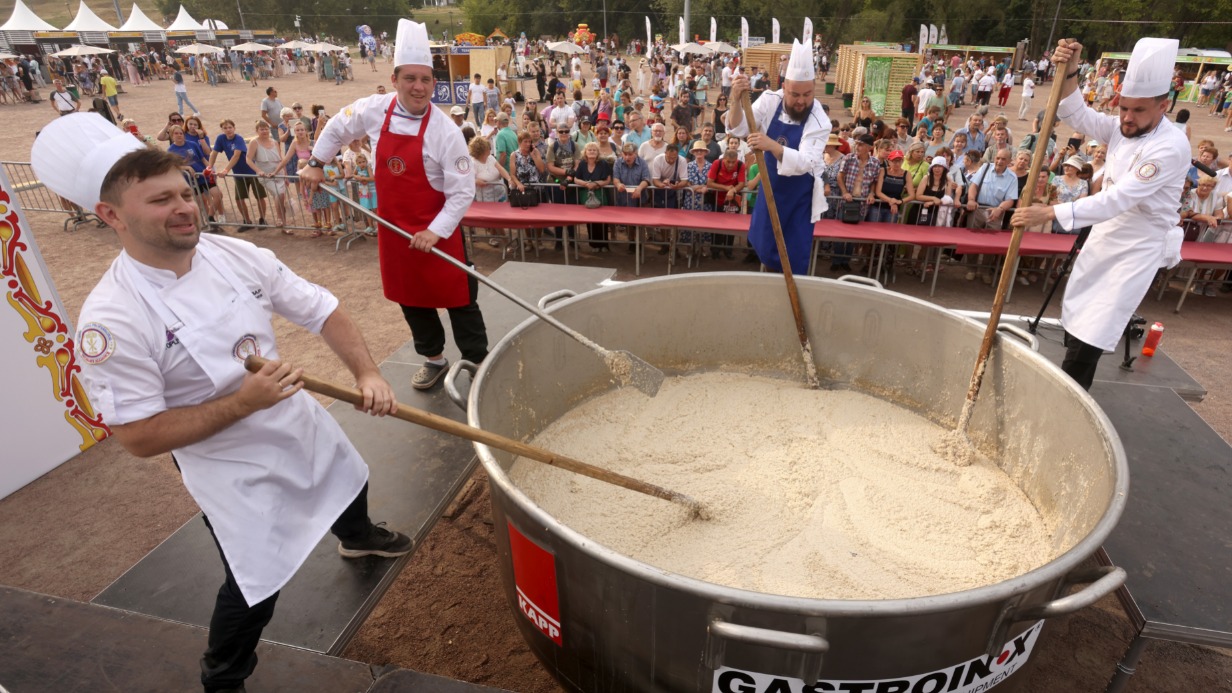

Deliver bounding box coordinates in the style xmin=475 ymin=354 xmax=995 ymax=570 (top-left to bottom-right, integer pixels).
xmin=739 ymin=92 xmax=820 ymax=389
xmin=957 ymin=59 xmax=1070 ymax=432
xmin=243 ymin=356 xmax=696 ymax=508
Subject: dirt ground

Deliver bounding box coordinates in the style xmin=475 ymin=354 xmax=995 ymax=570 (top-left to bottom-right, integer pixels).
xmin=1 ymin=62 xmax=1230 ymax=692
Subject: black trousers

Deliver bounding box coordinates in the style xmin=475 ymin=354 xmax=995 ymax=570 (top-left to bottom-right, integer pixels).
xmin=200 ymin=483 xmax=371 ymax=692
xmin=399 ymin=272 xmax=489 ymax=363
xmin=1061 ymin=331 xmax=1103 ymax=391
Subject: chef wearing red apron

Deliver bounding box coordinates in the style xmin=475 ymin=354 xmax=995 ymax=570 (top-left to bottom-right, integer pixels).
xmin=32 ymin=114 xmax=413 ymax=693
xmin=307 ymin=19 xmax=488 ymax=391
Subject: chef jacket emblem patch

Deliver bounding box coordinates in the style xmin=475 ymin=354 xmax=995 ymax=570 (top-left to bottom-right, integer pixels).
xmin=387 ymin=157 xmax=406 ymax=176
xmin=1135 ymin=162 xmax=1159 ymax=182
xmin=232 ymin=334 xmax=261 ymax=363
xmin=776 ymin=136 xmax=788 ymax=147
xmin=78 ymin=323 xmax=116 ymax=365
xmin=455 ymin=156 xmax=471 ymax=174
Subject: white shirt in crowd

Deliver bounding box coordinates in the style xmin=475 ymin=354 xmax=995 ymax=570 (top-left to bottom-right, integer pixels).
xmin=916 ymin=86 xmax=937 ymax=114
xmin=1022 ymin=77 xmax=1035 ymax=98
xmin=468 ymin=81 xmax=484 ymax=104
xmin=649 ymin=152 xmax=688 ymax=184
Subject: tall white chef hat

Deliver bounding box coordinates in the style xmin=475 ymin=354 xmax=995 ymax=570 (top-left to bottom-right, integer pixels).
xmin=1119 ymin=37 xmax=1178 ymax=99
xmin=31 ymin=113 xmax=145 ymax=211
xmin=394 ymin=18 xmax=432 ymax=69
xmin=784 ymin=39 xmax=814 ymax=82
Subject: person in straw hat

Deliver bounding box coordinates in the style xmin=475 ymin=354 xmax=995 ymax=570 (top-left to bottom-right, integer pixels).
xmin=303 ymin=19 xmax=487 ymax=392
xmin=31 ymin=113 xmax=412 ymax=693
xmin=1012 ymin=37 xmax=1189 ymax=389
xmin=725 ymin=38 xmax=830 ymax=274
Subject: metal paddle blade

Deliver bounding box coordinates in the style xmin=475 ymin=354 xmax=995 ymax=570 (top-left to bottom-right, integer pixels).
xmin=603 ymin=349 xmax=665 ymax=397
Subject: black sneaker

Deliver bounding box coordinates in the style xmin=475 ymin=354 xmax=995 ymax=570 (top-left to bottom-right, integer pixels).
xmin=339 ymin=522 xmax=413 ymax=558
xmin=412 ymin=360 xmax=448 ymax=390
xmin=258 ymin=217 xmax=267 ymax=226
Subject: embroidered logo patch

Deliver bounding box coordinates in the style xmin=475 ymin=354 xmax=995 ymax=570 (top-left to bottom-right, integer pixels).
xmin=776 ymin=136 xmax=788 ymax=147
xmin=455 ymin=156 xmax=471 ymax=174
xmin=232 ymin=334 xmax=261 ymax=363
xmin=1136 ymin=162 xmax=1159 ymax=181
xmin=387 ymin=156 xmax=406 ymax=175
xmin=78 ymin=323 xmax=116 ymax=365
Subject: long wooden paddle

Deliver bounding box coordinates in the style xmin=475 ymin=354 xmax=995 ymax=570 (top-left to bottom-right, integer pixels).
xmin=244 ymin=356 xmax=708 ymax=519
xmin=738 ymin=91 xmax=822 ymax=389
xmin=953 ymin=60 xmax=1070 ymax=440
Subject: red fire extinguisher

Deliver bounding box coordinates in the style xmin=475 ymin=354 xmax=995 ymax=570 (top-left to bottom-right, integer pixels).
xmin=1141 ymin=322 xmax=1164 ymax=357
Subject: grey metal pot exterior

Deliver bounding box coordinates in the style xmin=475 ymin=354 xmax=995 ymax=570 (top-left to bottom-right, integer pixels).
xmin=455 ymin=274 xmax=1128 ymax=693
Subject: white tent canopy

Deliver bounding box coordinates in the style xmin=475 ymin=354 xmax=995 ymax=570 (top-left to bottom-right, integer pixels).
xmin=63 ymin=2 xmax=117 ymax=32
xmin=166 ymin=5 xmax=204 ymax=31
xmin=118 ymin=4 xmax=164 ymax=32
xmin=0 ymin=0 xmax=58 ymax=32
xmin=202 ymin=18 xmax=228 ymax=30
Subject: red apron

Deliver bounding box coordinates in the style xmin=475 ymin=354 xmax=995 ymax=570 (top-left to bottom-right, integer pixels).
xmin=374 ymin=99 xmax=470 ymax=308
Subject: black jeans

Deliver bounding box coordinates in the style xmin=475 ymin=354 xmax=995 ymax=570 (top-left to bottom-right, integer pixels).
xmin=1061 ymin=331 xmax=1103 ymax=391
xmin=399 ymin=270 xmax=488 ymax=364
xmin=199 ymin=483 xmax=371 ymax=692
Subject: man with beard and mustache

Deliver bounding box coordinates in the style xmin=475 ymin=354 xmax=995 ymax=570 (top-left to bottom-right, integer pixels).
xmin=1012 ymin=38 xmax=1187 ymax=390
xmin=726 ymin=39 xmax=830 ymax=274
xmin=31 ymin=113 xmax=410 ymax=693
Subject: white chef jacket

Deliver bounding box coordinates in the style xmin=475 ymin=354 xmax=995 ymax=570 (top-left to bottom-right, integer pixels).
xmin=76 ymin=234 xmax=367 ymax=603
xmin=1052 ymin=89 xmax=1189 ymax=351
xmin=726 ymin=90 xmax=830 ymax=222
xmin=313 ymin=94 xmax=472 ymax=239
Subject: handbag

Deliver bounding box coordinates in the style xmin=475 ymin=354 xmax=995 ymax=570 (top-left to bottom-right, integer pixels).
xmin=584 ymin=190 xmax=602 ymax=209
xmin=840 ymin=200 xmax=863 ymax=224
xmin=508 ymin=188 xmax=539 ymax=209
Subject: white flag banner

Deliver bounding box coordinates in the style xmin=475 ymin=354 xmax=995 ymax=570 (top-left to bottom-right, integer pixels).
xmin=940 ymin=25 xmax=948 ymax=44
xmin=928 ymin=24 xmax=938 ymax=45
xmin=679 ymin=16 xmax=686 ymax=46
xmin=740 ymin=17 xmax=749 ymax=50
xmin=772 ymin=18 xmax=780 ymax=44
xmin=710 ymin=17 xmax=717 ymax=43
xmin=646 ymin=16 xmax=652 ymax=59
xmin=803 ymin=17 xmax=813 ymax=45
xmin=919 ymin=24 xmax=928 ymax=51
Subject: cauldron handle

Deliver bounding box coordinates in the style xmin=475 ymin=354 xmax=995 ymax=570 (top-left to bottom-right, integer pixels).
xmin=996 ymin=324 xmax=1040 ymax=352
xmin=706 ymin=614 xmax=829 ymax=684
xmin=537 ymin=289 xmax=577 ymax=311
xmin=1012 ymin=565 xmax=1127 ymax=620
xmin=835 ymin=274 xmax=886 ymax=290
xmin=444 ymin=360 xmax=479 ymax=411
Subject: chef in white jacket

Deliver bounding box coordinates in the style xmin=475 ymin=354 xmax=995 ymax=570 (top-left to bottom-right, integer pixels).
xmin=1012 ymin=37 xmax=1187 ymax=389
xmin=726 ymin=40 xmax=829 ymax=275
xmin=32 ymin=114 xmax=412 ymax=693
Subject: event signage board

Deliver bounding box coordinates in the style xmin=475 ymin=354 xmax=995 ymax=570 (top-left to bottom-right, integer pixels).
xmin=0 ymin=168 xmax=108 ymax=500
xmin=863 ymin=56 xmax=893 ymax=115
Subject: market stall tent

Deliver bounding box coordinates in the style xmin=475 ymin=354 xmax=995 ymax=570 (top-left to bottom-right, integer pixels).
xmin=0 ymin=0 xmax=58 ymax=32
xmin=62 ymin=2 xmax=117 ymax=32
xmin=117 ymin=4 xmax=163 ymax=32
xmin=165 ymin=6 xmax=204 ymax=32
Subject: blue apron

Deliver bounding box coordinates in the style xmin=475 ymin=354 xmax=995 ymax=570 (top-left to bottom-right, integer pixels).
xmin=748 ymin=102 xmax=814 ymax=274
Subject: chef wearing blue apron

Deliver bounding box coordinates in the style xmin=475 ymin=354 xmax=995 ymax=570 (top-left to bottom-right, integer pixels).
xmin=727 ymin=39 xmax=830 ymax=275
xmin=32 ymin=113 xmax=414 ymax=693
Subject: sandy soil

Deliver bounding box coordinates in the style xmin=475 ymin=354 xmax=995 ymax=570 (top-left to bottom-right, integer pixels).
xmin=1 ymin=63 xmax=1230 ymax=692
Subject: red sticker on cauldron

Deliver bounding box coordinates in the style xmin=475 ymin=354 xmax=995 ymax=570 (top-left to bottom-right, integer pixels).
xmin=508 ymin=522 xmax=562 ymax=646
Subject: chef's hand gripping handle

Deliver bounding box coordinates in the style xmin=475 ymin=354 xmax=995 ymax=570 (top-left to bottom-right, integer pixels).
xmin=444 ymin=360 xmax=479 ymax=411
xmin=1012 ymin=565 xmax=1127 ymax=620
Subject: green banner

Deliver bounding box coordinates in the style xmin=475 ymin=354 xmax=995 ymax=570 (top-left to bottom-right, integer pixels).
xmin=864 ymin=56 xmax=893 ymax=116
